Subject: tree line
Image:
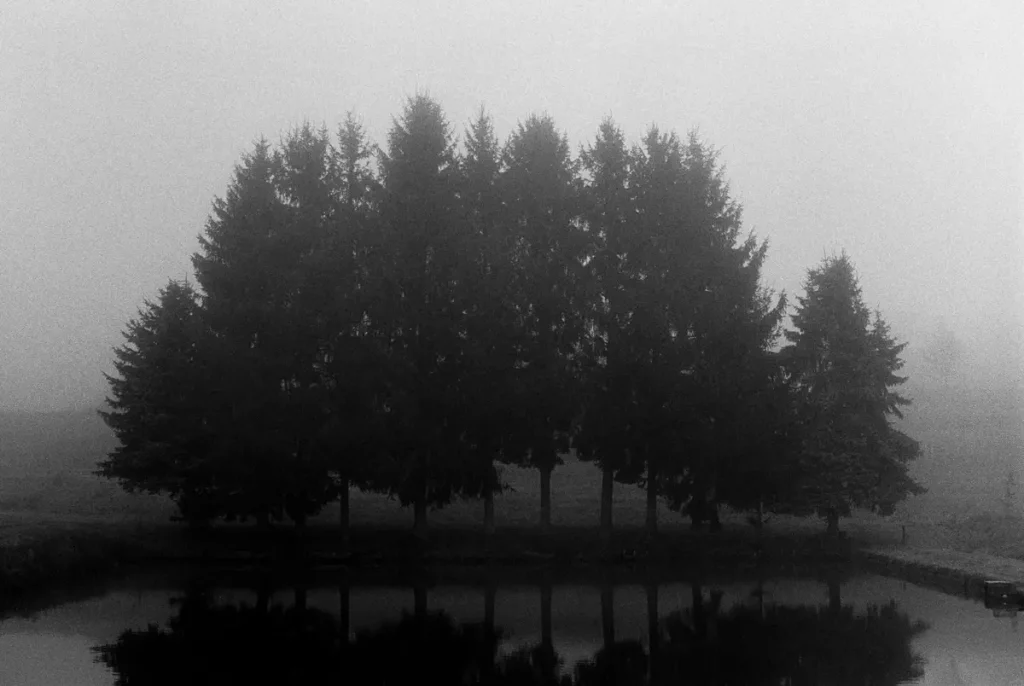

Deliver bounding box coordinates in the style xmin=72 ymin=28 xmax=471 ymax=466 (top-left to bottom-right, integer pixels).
xmin=98 ymin=94 xmax=924 ymax=537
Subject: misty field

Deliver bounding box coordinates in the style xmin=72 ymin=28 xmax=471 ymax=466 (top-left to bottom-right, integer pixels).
xmin=2 ymin=406 xmax=1023 ymax=561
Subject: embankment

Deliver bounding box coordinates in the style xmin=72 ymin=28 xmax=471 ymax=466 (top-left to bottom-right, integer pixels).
xmin=858 ymin=546 xmax=1024 ymax=600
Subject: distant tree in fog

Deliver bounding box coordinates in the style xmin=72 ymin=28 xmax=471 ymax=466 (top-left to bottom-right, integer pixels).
xmin=921 ymin=321 xmax=963 ymax=386
xmin=780 ymin=253 xmax=925 ymax=535
xmin=1002 ymin=468 xmax=1019 ymax=518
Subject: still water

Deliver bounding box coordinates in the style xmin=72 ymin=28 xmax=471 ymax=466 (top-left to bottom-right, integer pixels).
xmin=2 ymin=567 xmax=1023 ymax=685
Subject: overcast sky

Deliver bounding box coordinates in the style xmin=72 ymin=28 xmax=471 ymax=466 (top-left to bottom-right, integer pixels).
xmin=1 ymin=0 xmax=1021 ymax=412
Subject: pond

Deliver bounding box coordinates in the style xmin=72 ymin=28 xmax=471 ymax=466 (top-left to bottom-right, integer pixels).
xmin=2 ymin=566 xmax=1023 ymax=685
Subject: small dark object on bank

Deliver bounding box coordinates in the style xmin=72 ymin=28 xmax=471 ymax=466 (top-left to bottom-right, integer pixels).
xmin=983 ymin=580 xmax=1023 ymax=610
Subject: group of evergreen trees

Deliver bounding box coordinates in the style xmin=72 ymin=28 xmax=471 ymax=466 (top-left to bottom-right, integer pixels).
xmin=98 ymin=94 xmax=923 ymax=535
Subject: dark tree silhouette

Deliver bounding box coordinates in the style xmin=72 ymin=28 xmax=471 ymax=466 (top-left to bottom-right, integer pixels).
xmin=190 ymin=136 xmax=322 ymax=527
xmin=654 ymin=582 xmax=928 ymax=685
xmin=499 ymin=114 xmax=588 ymax=530
xmin=94 ymin=579 xmax=928 ymax=686
xmin=375 ymin=94 xmax=493 ymax=536
xmin=575 ymin=118 xmax=644 ymax=534
xmin=781 ymin=252 xmax=924 ymax=534
xmin=97 ymin=279 xmax=225 ymax=527
xmin=315 ymin=111 xmax=391 ymax=546
xmin=457 ymin=107 xmax=523 ymax=534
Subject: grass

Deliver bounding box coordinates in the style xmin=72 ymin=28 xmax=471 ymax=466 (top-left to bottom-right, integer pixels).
xmin=3 ymin=410 xmax=1024 ymax=601
xmin=0 ymin=517 xmax=170 ymax=615
xmin=0 ymin=452 xmax=879 ymax=597
xmin=1 ymin=450 xmax=905 ymax=539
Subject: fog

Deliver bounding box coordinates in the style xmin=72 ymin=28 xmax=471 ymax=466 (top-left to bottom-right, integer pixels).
xmin=2 ymin=0 xmax=1021 ymax=490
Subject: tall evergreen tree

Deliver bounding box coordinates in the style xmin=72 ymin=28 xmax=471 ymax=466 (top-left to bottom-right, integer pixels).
xmin=270 ymin=122 xmax=345 ymax=527
xmin=191 ymin=138 xmax=304 ymax=527
xmin=499 ymin=113 xmax=588 ymax=530
xmin=575 ymin=118 xmax=641 ymax=534
xmin=98 ymin=280 xmax=224 ymax=526
xmin=619 ymin=126 xmax=705 ymax=535
xmin=377 ymin=94 xmax=488 ymax=536
xmin=781 ymin=252 xmax=924 ymax=535
xmin=712 ymin=349 xmax=803 ymax=532
xmin=315 ymin=112 xmax=388 ymax=544
xmin=457 ymin=107 xmax=522 ymax=534
xmin=619 ymin=131 xmax=784 ymax=533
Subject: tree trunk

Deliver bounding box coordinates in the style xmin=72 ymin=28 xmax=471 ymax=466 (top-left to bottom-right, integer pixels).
xmin=689 ymin=497 xmax=705 ymax=530
xmin=295 ymin=584 xmax=307 ymax=612
xmin=414 ymin=485 xmax=428 ymax=539
xmin=753 ymin=498 xmax=764 ymax=549
xmin=541 ymin=579 xmax=553 ymax=648
xmin=646 ymin=583 xmax=659 ymax=683
xmin=691 ymin=582 xmax=704 ymax=638
xmin=826 ymin=507 xmax=840 ymax=538
xmin=256 ymin=579 xmax=270 ymax=614
xmin=707 ymin=472 xmax=721 ymax=532
xmin=414 ymin=583 xmax=428 ymax=621
xmin=339 ymin=581 xmax=350 ymax=649
xmin=484 ymin=489 xmax=495 ymax=535
xmin=483 ymin=582 xmax=497 ymax=680
xmin=708 ymin=502 xmax=721 ymax=533
xmin=707 ymin=590 xmax=722 ymax=642
xmin=828 ymin=572 xmax=841 ymax=615
xmin=484 ymin=582 xmax=496 ymax=636
xmin=256 ymin=509 xmax=271 ymax=531
xmin=600 ymin=463 xmax=614 ymax=534
xmin=539 ymin=465 xmax=552 ymax=531
xmin=339 ymin=476 xmax=350 ymax=552
xmin=646 ymin=461 xmax=658 ymax=536
xmin=601 ymin=583 xmax=615 ymax=650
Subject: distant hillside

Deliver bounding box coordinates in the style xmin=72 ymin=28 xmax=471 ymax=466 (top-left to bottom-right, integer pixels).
xmin=0 ymin=407 xmax=117 ymax=474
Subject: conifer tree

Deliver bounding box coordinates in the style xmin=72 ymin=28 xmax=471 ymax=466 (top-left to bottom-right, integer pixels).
xmin=315 ymin=112 xmax=388 ymax=543
xmin=499 ymin=114 xmax=588 ymax=530
xmin=98 ymin=280 xmax=224 ymax=526
xmin=575 ymin=118 xmax=640 ymax=534
xmin=191 ymin=138 xmax=305 ymax=526
xmin=376 ymin=94 xmax=488 ymax=536
xmin=782 ymin=252 xmax=924 ymax=534
xmin=457 ymin=107 xmax=522 ymax=533
xmin=270 ymin=122 xmax=345 ymax=526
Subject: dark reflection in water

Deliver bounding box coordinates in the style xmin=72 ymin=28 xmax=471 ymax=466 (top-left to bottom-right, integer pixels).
xmin=92 ymin=575 xmax=927 ymax=685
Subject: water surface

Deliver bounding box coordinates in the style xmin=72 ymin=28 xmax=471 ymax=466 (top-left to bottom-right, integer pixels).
xmin=2 ymin=568 xmax=1023 ymax=684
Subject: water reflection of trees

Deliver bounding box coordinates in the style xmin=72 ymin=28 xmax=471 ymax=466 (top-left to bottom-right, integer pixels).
xmin=647 ymin=582 xmax=928 ymax=685
xmin=94 ymin=581 xmax=928 ymax=685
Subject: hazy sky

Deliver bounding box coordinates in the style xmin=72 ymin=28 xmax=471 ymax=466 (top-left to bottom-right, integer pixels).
xmin=1 ymin=0 xmax=1021 ymax=412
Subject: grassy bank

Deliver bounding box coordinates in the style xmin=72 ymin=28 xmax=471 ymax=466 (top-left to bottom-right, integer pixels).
xmin=859 ymin=545 xmax=1024 ymax=600
xmin=0 ymin=515 xmax=857 ymax=611
xmin=3 ymin=507 xmax=1020 ymax=616
xmin=0 ymin=518 xmax=176 ymax=595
